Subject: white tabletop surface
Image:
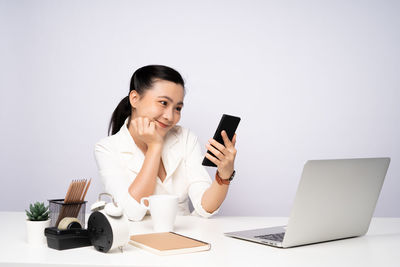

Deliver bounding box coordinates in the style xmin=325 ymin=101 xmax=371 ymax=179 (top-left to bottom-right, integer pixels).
xmin=1 ymin=212 xmax=400 ymax=267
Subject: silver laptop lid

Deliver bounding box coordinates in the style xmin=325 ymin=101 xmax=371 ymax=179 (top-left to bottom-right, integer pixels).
xmin=282 ymin=157 xmax=390 ymax=247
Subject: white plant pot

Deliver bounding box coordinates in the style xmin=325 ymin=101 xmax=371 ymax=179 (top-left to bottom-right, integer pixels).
xmin=26 ymin=219 xmax=51 ymax=246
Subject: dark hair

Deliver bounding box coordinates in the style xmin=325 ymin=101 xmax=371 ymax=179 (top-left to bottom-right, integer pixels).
xmin=108 ymin=65 xmax=185 ymax=135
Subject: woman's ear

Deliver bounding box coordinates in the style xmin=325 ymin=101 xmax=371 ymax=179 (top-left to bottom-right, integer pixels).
xmin=129 ymin=90 xmax=139 ymax=108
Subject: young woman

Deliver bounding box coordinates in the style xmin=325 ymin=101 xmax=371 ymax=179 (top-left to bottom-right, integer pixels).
xmin=94 ymin=65 xmax=238 ymax=221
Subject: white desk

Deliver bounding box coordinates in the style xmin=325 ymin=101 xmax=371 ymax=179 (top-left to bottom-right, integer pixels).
xmin=1 ymin=212 xmax=399 ymax=267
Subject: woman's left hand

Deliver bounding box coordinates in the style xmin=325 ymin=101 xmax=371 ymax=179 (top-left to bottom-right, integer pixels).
xmin=205 ymin=131 xmax=237 ymax=179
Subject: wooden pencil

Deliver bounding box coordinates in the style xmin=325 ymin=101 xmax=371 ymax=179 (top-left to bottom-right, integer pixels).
xmin=56 ymin=180 xmax=74 ymax=226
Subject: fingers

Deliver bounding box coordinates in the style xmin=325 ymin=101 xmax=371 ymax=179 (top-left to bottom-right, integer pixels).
xmin=143 ymin=117 xmax=151 ymax=134
xmin=149 ymin=120 xmax=155 ymax=132
xmin=208 ymin=138 xmax=226 ymax=153
xmin=206 ymin=143 xmax=225 ymax=159
xmin=232 ymin=134 xmax=237 ymax=146
xmin=221 ymin=130 xmax=234 ymax=148
xmin=131 ymin=118 xmax=138 ymax=132
xmin=130 ymin=117 xmax=164 ymax=146
xmin=131 ymin=117 xmax=153 ymax=135
xmin=208 ymin=130 xmax=237 ymax=153
xmin=205 ymin=152 xmax=220 ymax=166
xmin=206 ymin=134 xmax=237 ymax=161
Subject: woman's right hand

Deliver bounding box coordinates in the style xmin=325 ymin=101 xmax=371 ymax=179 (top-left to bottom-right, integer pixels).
xmin=130 ymin=117 xmax=164 ymax=148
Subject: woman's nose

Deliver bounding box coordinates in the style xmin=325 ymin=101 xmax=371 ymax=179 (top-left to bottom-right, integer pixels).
xmin=163 ymin=107 xmax=174 ymax=122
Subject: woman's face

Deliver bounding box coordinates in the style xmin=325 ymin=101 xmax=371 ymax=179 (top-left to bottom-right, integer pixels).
xmin=130 ymin=79 xmax=184 ymax=137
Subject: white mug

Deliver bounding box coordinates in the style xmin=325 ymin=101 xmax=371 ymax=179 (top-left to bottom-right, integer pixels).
xmin=140 ymin=195 xmax=179 ymax=232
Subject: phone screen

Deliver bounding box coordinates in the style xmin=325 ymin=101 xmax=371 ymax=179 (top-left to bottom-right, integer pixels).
xmin=202 ymin=114 xmax=241 ymax=167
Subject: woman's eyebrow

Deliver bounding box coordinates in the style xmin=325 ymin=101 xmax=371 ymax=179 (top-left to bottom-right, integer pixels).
xmin=157 ymin=96 xmax=184 ymax=106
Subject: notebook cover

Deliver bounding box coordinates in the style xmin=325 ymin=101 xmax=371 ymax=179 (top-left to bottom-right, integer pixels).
xmin=129 ymin=232 xmax=211 ymax=255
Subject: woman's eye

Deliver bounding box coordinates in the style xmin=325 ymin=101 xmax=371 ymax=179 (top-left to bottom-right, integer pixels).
xmin=160 ymin=101 xmax=167 ymax=106
xmin=176 ymin=107 xmax=182 ymax=112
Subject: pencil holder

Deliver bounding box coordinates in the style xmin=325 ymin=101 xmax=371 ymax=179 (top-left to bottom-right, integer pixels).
xmin=48 ymin=199 xmax=87 ymax=228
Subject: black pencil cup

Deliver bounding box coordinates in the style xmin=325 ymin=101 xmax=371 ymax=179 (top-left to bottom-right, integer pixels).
xmin=48 ymin=199 xmax=87 ymax=228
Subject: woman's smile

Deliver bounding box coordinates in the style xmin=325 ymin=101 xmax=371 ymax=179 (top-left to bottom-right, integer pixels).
xmin=156 ymin=120 xmax=170 ymax=129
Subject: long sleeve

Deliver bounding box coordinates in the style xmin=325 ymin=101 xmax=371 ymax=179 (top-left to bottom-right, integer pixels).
xmin=94 ymin=138 xmax=147 ymax=221
xmin=184 ymin=131 xmax=219 ymax=218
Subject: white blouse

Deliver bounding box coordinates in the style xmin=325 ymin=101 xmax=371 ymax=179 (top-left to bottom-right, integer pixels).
xmin=94 ymin=119 xmax=218 ymax=221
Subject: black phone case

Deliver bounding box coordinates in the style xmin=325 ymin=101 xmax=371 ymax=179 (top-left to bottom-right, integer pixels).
xmin=202 ymin=114 xmax=241 ymax=167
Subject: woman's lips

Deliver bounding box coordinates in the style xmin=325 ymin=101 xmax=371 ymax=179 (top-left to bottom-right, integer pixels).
xmin=156 ymin=120 xmax=170 ymax=128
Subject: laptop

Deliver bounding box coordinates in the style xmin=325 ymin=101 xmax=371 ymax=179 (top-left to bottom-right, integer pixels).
xmin=225 ymin=157 xmax=390 ymax=248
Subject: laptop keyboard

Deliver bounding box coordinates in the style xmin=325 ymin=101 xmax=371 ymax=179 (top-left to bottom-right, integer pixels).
xmin=254 ymin=232 xmax=285 ymax=242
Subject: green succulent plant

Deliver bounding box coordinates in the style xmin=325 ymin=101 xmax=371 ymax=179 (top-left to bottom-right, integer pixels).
xmin=26 ymin=202 xmax=50 ymax=221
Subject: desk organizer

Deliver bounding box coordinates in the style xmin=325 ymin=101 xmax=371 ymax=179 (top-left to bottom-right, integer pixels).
xmin=48 ymin=199 xmax=87 ymax=228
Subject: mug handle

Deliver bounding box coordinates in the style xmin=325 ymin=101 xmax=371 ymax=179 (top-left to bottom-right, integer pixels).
xmin=140 ymin=197 xmax=150 ymax=210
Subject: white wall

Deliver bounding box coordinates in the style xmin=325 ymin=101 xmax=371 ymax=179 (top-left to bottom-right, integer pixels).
xmin=1 ymin=0 xmax=399 ymax=216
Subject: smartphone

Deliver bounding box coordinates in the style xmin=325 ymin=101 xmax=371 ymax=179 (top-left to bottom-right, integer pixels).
xmin=202 ymin=114 xmax=241 ymax=167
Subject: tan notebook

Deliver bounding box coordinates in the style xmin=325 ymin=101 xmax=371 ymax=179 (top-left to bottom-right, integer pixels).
xmin=129 ymin=232 xmax=211 ymax=255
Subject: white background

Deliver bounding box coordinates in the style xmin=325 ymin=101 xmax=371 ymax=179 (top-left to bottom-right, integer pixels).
xmin=1 ymin=0 xmax=399 ymax=216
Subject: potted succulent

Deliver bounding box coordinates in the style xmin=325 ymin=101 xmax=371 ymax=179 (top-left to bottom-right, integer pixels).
xmin=25 ymin=202 xmax=51 ymax=245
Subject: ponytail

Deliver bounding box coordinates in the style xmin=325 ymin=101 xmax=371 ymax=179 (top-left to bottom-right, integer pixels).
xmin=108 ymin=96 xmax=131 ymax=135
xmin=107 ymin=65 xmax=185 ymax=136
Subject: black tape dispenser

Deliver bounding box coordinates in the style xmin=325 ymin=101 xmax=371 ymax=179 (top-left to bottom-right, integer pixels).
xmin=45 ymin=217 xmax=92 ymax=250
